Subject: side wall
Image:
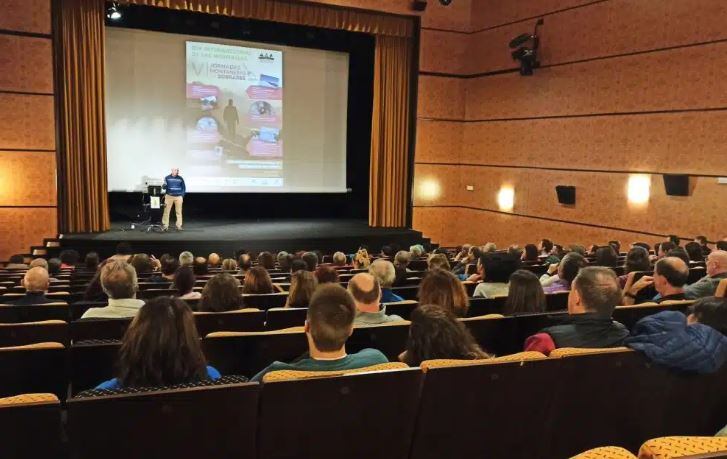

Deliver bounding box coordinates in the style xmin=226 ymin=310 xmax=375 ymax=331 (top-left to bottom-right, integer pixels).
xmin=0 ymin=0 xmax=57 ymax=259
xmin=413 ymin=0 xmax=727 ymax=247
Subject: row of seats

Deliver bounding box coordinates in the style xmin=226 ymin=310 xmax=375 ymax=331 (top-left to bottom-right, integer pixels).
xmin=3 ymin=348 xmax=726 ymax=459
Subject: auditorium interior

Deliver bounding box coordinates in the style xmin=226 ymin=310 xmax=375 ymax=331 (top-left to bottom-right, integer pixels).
xmin=1 ymin=0 xmax=727 ymax=458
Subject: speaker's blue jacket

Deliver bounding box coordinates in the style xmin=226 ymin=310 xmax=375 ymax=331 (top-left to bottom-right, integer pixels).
xmin=164 ymin=175 xmax=186 ymax=197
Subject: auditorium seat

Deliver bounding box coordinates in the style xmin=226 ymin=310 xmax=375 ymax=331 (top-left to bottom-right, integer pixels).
xmin=638 ymin=437 xmax=727 ymax=459
xmin=68 ymin=377 xmax=259 ymax=459
xmin=193 ymin=309 xmax=265 ymax=335
xmin=243 ymin=292 xmax=289 ymax=310
xmin=382 ymin=300 xmax=418 ymax=320
xmin=0 ymin=292 xmax=71 ymax=303
xmin=265 ymin=307 xmax=307 ymax=330
xmin=391 ymin=285 xmax=419 ymax=300
xmin=545 ymin=291 xmax=570 ymax=311
xmin=0 ymin=343 xmax=67 ymax=400
xmin=572 ymin=446 xmax=636 ymax=459
xmin=0 ymin=393 xmax=64 ymax=459
xmin=258 ymin=365 xmax=421 ymax=459
xmin=70 ymin=318 xmax=131 ymax=342
xmin=687 ymin=267 xmax=706 ymax=285
xmin=0 ymin=303 xmax=69 ymax=323
xmin=466 ymin=296 xmax=507 ymax=317
xmin=70 ymin=340 xmax=121 ymax=395
xmin=0 ymin=320 xmax=69 ymax=347
xmin=70 ymin=301 xmax=109 ymax=320
xmin=348 ymin=321 xmax=411 ymax=361
xmin=138 ymin=288 xmax=177 ymax=299
xmin=262 ymin=362 xmax=409 ymax=382
xmin=715 ymin=278 xmax=727 ymax=298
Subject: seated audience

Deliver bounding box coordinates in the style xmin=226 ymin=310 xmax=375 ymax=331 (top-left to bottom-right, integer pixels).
xmin=5 ymin=267 xmax=55 ymax=305
xmin=521 ymin=244 xmax=540 ymax=263
xmin=609 ymin=240 xmax=621 ymax=254
xmin=59 ymin=249 xmax=80 ymax=270
xmin=28 ymin=257 xmax=49 ymax=271
xmin=453 ymin=244 xmax=472 ymax=262
xmin=302 ymin=251 xmax=318 ymax=272
xmin=354 ymin=248 xmax=371 ymax=269
xmin=623 ymin=257 xmax=688 ymax=305
xmin=174 ymin=266 xmax=201 ymax=300
xmin=400 ymin=304 xmax=489 ymax=366
xmin=83 ymin=252 xmax=100 ymax=273
xmin=685 ymin=241 xmax=705 ymax=263
xmin=473 ymin=253 xmax=521 ymax=298
xmin=193 ymin=257 xmax=209 ymax=275
xmin=95 ymin=296 xmax=220 ymax=390
xmin=626 ymin=296 xmax=727 ymax=374
xmin=419 ymin=269 xmax=469 ymax=317
xmin=695 ymin=235 xmax=711 ymax=256
xmin=82 ymin=269 xmax=107 ymax=302
xmin=6 ymin=254 xmax=28 ymax=270
xmin=505 ymin=270 xmax=546 ymax=315
xmin=427 ymin=253 xmax=450 ymax=271
xmin=409 ymin=244 xmax=425 ymax=259
xmin=159 ymin=255 xmax=179 ymax=281
xmin=595 ymin=245 xmax=619 ymax=267
xmin=110 ymin=242 xmax=133 ymax=262
xmin=657 ymin=241 xmax=676 ymax=259
xmin=81 ymin=261 xmax=145 ymax=319
xmin=524 ymin=267 xmax=629 ymax=355
xmin=624 ymin=246 xmax=651 ymax=274
xmin=290 ymin=258 xmax=308 ymax=273
xmin=369 ymin=259 xmax=403 ymax=303
xmin=129 ymin=253 xmax=154 ymax=276
xmin=314 ymin=265 xmax=339 ymax=284
xmin=567 ymin=244 xmax=586 ymax=256
xmin=539 ymin=252 xmax=587 ymax=293
xmin=251 ymin=284 xmax=388 ymax=382
xmin=238 ymin=253 xmax=253 ymax=275
xmin=481 ymin=242 xmax=497 ymax=254
xmin=286 ymin=270 xmax=318 ymax=308
xmin=179 ymin=251 xmax=194 ymax=266
xmin=540 ymin=239 xmax=560 ymax=264
xmin=668 ymin=234 xmax=681 ymax=247
xmin=257 ymin=251 xmax=275 ymax=270
xmin=393 ymin=250 xmax=412 ymax=286
xmin=452 ymin=246 xmax=480 ymax=276
xmin=243 ymin=266 xmax=275 ymax=294
xmin=685 ymin=250 xmax=727 ymax=299
xmin=221 ymin=258 xmax=238 ymax=272
xmin=332 ymin=251 xmax=348 ymax=267
xmin=508 ymin=244 xmax=523 ymax=259
xmin=667 ymin=247 xmax=691 ymax=266
xmin=207 ymin=253 xmax=221 ymax=268
xmin=198 ymin=273 xmax=243 ymax=312
xmin=277 ymin=251 xmax=291 ymax=271
xmin=632 ymin=241 xmax=651 ymax=252
xmin=348 ymin=273 xmax=403 ymax=325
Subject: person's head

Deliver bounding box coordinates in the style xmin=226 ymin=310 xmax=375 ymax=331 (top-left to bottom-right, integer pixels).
xmin=688 ymin=297 xmax=727 ymax=335
xmin=522 ymin=244 xmax=539 ymax=262
xmin=668 ymin=235 xmax=681 ymax=247
xmin=540 ymin=239 xmax=554 ymax=255
xmin=302 ymin=252 xmax=318 ymax=272
xmin=368 ymin=259 xmax=397 ymax=289
xmin=130 ymin=253 xmax=154 ymax=275
xmin=706 ymin=250 xmax=727 ymax=277
xmin=409 ymin=245 xmax=424 ymax=258
xmin=287 ymin=270 xmax=318 ymax=308
xmin=290 ymin=258 xmax=308 ymax=273
xmin=478 ymin=252 xmax=521 ymax=283
xmin=243 ymin=266 xmax=274 ymax=294
xmin=9 ymin=254 xmax=25 ymax=265
xmin=427 ymin=253 xmax=450 ymax=271
xmin=666 ymin=248 xmax=690 ymax=266
xmin=632 ymin=242 xmax=651 ymax=252
xmin=199 ymin=273 xmax=242 ymax=312
xmin=115 ymin=242 xmax=132 ymax=256
xmin=403 ymin=304 xmax=488 ymax=366
xmin=381 ymin=245 xmax=395 ymax=257
xmin=207 ymin=253 xmax=221 ymax=267
xmin=257 ymin=252 xmax=275 ymax=270
xmin=348 ymin=273 xmax=381 ymax=312
xmin=568 ymin=267 xmax=622 ymax=316
xmin=193 ymin=257 xmax=208 ymax=275
xmin=228 ymin=99 xmax=233 ymax=106
xmin=173 ymin=266 xmax=196 ymax=295
xmin=59 ymin=249 xmax=80 ymax=267
xmin=394 ymin=250 xmax=411 ymax=268
xmin=29 ymin=258 xmax=48 ymax=270
xmin=418 ymin=269 xmax=469 ymax=317
xmin=508 ymin=245 xmax=523 ymax=259
xmin=684 ymin=242 xmax=704 ymax=263
xmin=84 ymin=252 xmax=100 ymax=271
xmin=332 ymin=251 xmax=347 ymax=266
xmin=595 ymin=246 xmax=619 ymax=267
xmin=221 ymin=258 xmax=238 ymax=272
xmin=47 ymin=258 xmax=61 ymax=276
xmin=696 ymin=236 xmax=709 ymax=246
xmin=276 ymin=251 xmax=290 ymax=270
xmin=658 ymin=241 xmax=676 ymax=258
xmin=22 ymin=267 xmax=50 ymax=293
xmin=504 ymin=270 xmax=546 ymax=315
xmin=100 ymin=261 xmax=138 ymax=300
xmin=558 ymin=252 xmax=588 ymax=285
xmin=314 ymin=265 xmax=339 ymax=284
xmin=238 ymin=254 xmax=252 ymax=272
xmin=653 ymin=257 xmax=689 ymax=295
xmin=305 ymin=284 xmax=356 ymax=352
xmin=161 ymin=255 xmax=180 ymax=276
xmin=608 ymin=240 xmax=621 ymax=254
xmin=481 ymin=242 xmax=497 ymax=253
xmin=117 ymin=296 xmax=207 ymax=388
xmin=171 ymin=167 xmax=179 ymax=176
xmin=179 ymin=251 xmax=194 ymax=266
xmin=624 ymin=247 xmax=651 ymax=274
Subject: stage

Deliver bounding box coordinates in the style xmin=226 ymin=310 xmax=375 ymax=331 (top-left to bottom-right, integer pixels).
xmin=58 ymin=219 xmax=432 ymax=258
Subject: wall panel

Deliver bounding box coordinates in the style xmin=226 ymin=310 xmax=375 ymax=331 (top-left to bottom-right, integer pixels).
xmin=420 ymin=29 xmax=468 ymax=74
xmin=470 ymin=0 xmax=595 ymax=31
xmin=0 ymin=151 xmax=56 ymax=206
xmin=0 ymin=208 xmax=57 ymax=259
xmin=0 ymin=0 xmax=52 ymax=34
xmin=0 ymin=93 xmax=55 ymax=150
xmin=417 ymin=75 xmax=466 ymax=120
xmin=0 ymin=35 xmax=53 ymax=93
xmin=415 ymin=120 xmax=463 ymax=164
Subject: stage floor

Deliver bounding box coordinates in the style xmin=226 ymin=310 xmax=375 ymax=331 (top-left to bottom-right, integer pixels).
xmin=59 ymin=219 xmax=431 ymax=257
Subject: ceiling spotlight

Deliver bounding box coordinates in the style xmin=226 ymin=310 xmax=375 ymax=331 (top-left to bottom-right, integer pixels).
xmin=439 ymin=0 xmax=453 ymax=5
xmin=509 ymin=18 xmax=544 ymax=76
xmin=106 ymin=2 xmax=122 ymax=21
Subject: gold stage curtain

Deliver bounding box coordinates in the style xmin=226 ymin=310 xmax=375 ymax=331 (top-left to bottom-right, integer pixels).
xmin=369 ymin=35 xmax=412 ymax=227
xmin=57 ymin=0 xmax=110 ymax=233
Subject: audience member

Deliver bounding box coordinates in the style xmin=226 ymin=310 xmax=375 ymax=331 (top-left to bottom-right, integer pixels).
xmin=59 ymin=249 xmax=80 ymax=270
xmin=623 ymin=257 xmax=688 ymax=305
xmin=286 ymin=270 xmax=318 ymax=308
xmin=668 ymin=235 xmax=681 ymax=247
xmin=348 ymin=273 xmax=403 ymax=325
xmin=81 ymin=261 xmax=144 ymax=319
xmin=314 ymin=265 xmax=339 ymax=284
xmin=666 ymin=247 xmax=690 ymax=266
xmin=179 ymin=251 xmax=194 ymax=266
xmin=192 ymin=257 xmax=208 ymax=275
xmin=174 ymin=266 xmax=201 ymax=301
xmin=238 ymin=254 xmax=253 ymax=275
xmin=198 ymin=273 xmax=243 ymax=312
xmin=473 ymin=253 xmax=521 ymax=298
xmin=160 ymin=255 xmax=180 ymax=281
xmin=539 ymin=252 xmax=587 ymax=293
xmin=207 ymin=253 xmax=221 ymax=268
xmin=524 ymin=267 xmax=629 ymax=355
xmin=695 ymin=235 xmax=711 ymax=256
xmin=4 ymin=267 xmax=54 ymax=305
xmin=82 ymin=252 xmax=100 ymax=273
xmin=82 ymin=269 xmax=107 ymax=302
xmin=427 ymin=253 xmax=450 ymax=271
xmin=243 ymin=266 xmax=275 ymax=294
xmin=368 ymin=259 xmax=403 ymax=303
xmin=302 ymin=252 xmax=318 ymax=272
xmin=685 ymin=251 xmax=727 ymax=299
xmin=354 ymin=248 xmax=371 ymax=269
xmin=332 ymin=251 xmax=348 ymax=267
xmin=419 ymin=269 xmax=469 ymax=317
xmin=657 ymin=241 xmax=676 ymax=259
xmin=632 ymin=242 xmax=651 ymax=253
xmin=685 ymin=241 xmax=705 ymax=263
xmin=129 ymin=253 xmax=154 ymax=276
xmin=504 ymin=270 xmax=546 ymax=315
xmin=221 ymin=258 xmax=238 ymax=272
xmin=453 ymin=244 xmax=472 ymax=262
xmin=595 ymin=245 xmax=619 ymax=267
xmin=251 ymin=284 xmax=388 ymax=382
xmin=540 ymin=239 xmax=560 ymax=264
xmin=481 ymin=242 xmax=497 ymax=253
xmin=393 ymin=250 xmax=412 ymax=286
xmin=624 ymin=246 xmax=651 ymax=274
xmin=110 ymin=242 xmax=133 ymax=262
xmin=567 ymin=244 xmax=586 ymax=256
xmin=257 ymin=252 xmax=275 ymax=270
xmin=608 ymin=240 xmax=622 ymax=255
xmin=95 ymin=297 xmax=220 ymax=389
xmin=380 ymin=245 xmax=395 ymax=258
xmin=452 ymin=246 xmax=480 ymax=276
xmin=409 ymin=244 xmax=424 ymax=259
xmin=400 ymin=304 xmax=489 ymax=366
xmin=508 ymin=244 xmax=523 ymax=259
xmin=290 ymin=258 xmax=308 ymax=273
xmin=626 ymin=297 xmax=727 ymax=374
xmin=28 ymin=258 xmax=49 ymax=272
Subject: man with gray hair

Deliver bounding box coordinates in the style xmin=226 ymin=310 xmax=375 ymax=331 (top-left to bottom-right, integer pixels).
xmin=332 ymin=251 xmax=348 ymax=267
xmin=525 ymin=267 xmax=629 ymax=355
xmin=81 ymin=261 xmax=144 ymax=319
xmin=685 ymin=250 xmax=727 ymax=299
xmin=277 ymin=251 xmax=291 ymax=270
xmin=348 ymin=273 xmax=403 ymax=326
xmin=5 ymin=267 xmax=54 ymax=305
xmin=179 ymin=251 xmax=194 ymax=266
xmin=409 ymin=244 xmax=424 ymax=259
xmin=369 ymin=259 xmax=404 ymax=303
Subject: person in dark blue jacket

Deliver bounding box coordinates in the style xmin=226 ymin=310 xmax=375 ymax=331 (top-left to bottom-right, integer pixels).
xmin=626 ymin=297 xmax=727 ymax=374
xmin=162 ymin=167 xmax=186 ymax=231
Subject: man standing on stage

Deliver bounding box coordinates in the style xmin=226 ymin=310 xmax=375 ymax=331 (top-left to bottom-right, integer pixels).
xmin=162 ymin=167 xmax=186 ymax=231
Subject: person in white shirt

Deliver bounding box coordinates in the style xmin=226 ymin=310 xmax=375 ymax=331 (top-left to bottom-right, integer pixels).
xmin=81 ymin=261 xmax=145 ymax=319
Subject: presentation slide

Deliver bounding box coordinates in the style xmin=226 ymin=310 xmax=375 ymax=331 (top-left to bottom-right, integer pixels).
xmin=105 ymin=28 xmax=349 ymax=193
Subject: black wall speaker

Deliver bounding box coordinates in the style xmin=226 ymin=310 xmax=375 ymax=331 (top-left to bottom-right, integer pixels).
xmin=412 ymin=0 xmax=428 ymax=11
xmin=663 ymin=174 xmax=690 ymax=196
xmin=555 ymin=185 xmax=576 ymax=205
